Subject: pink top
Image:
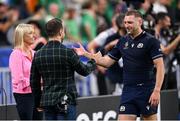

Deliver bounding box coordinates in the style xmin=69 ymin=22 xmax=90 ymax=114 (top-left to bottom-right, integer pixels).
xmin=9 ymin=49 xmax=35 ymax=94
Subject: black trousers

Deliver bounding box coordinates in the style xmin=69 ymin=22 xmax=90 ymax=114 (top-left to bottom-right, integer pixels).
xmin=97 ymin=71 xmax=108 ymax=95
xmin=13 ymin=93 xmax=43 ymax=120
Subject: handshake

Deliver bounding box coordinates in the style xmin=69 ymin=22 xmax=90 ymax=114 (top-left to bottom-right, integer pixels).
xmin=73 ymin=43 xmax=102 ymax=64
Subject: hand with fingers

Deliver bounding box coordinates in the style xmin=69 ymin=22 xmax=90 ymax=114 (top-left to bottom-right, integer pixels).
xmin=73 ymin=42 xmax=87 ymax=56
xmin=149 ymin=90 xmax=160 ymax=107
xmin=73 ymin=43 xmax=103 ymax=64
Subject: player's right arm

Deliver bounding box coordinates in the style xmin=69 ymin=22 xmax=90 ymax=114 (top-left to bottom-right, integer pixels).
xmin=74 ymin=43 xmax=116 ymax=68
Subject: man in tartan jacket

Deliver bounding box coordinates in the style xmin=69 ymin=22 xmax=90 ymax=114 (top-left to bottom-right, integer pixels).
xmin=30 ymin=18 xmax=96 ymax=120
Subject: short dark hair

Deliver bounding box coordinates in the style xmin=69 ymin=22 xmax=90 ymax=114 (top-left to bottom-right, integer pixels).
xmin=82 ymin=1 xmax=92 ymax=9
xmin=155 ymin=12 xmax=169 ymax=24
xmin=27 ymin=20 xmax=42 ymax=30
xmin=115 ymin=14 xmax=125 ymax=29
xmin=125 ymin=10 xmax=143 ymax=18
xmin=34 ymin=4 xmax=43 ymax=13
xmin=45 ymin=18 xmax=63 ymax=37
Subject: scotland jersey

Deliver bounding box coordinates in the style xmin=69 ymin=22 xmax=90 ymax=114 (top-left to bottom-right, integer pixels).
xmin=108 ymin=31 xmax=163 ymax=85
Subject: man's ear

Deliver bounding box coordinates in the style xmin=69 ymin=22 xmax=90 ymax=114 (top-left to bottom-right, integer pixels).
xmin=138 ymin=18 xmax=143 ymax=26
xmin=59 ymin=29 xmax=64 ymax=36
xmin=59 ymin=30 xmax=62 ymax=36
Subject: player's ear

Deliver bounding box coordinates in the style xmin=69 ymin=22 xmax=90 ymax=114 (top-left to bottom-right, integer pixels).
xmin=139 ymin=18 xmax=143 ymax=26
xmin=59 ymin=30 xmax=63 ymax=36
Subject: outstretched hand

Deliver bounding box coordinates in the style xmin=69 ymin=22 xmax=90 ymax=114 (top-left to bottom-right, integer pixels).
xmin=73 ymin=42 xmax=87 ymax=56
xmin=92 ymin=51 xmax=103 ymax=63
xmin=73 ymin=43 xmax=103 ymax=64
xmin=94 ymin=51 xmax=102 ymax=60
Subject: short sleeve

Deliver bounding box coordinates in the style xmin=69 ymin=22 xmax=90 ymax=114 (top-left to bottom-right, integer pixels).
xmin=108 ymin=40 xmax=122 ymax=61
xmin=149 ymin=38 xmax=163 ymax=60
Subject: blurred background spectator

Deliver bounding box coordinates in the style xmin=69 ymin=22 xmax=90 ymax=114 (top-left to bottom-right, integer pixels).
xmin=63 ymin=3 xmax=81 ymax=42
xmin=27 ymin=20 xmax=47 ymax=51
xmin=0 ymin=3 xmax=19 ymax=46
xmin=154 ymin=12 xmax=180 ymax=90
xmin=80 ymin=1 xmax=97 ymax=44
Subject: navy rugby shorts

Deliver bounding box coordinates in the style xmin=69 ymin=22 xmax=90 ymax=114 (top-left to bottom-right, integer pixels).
xmin=118 ymin=83 xmax=157 ymax=116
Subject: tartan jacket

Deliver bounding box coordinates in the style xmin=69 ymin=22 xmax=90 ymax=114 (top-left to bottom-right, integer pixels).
xmin=30 ymin=40 xmax=96 ymax=107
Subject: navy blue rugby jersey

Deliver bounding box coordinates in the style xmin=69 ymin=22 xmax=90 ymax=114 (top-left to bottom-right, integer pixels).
xmin=108 ymin=31 xmax=163 ymax=85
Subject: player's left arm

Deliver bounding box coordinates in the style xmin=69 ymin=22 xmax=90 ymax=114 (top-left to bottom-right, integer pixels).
xmin=149 ymin=57 xmax=165 ymax=106
xmin=153 ymin=57 xmax=165 ymax=92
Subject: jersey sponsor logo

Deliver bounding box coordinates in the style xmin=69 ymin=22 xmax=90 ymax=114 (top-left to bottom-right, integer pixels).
xmin=137 ymin=43 xmax=143 ymax=48
xmin=119 ymin=106 xmax=125 ymax=112
xmin=146 ymin=105 xmax=150 ymax=110
xmin=158 ymin=48 xmax=162 ymax=52
xmin=131 ymin=43 xmax=134 ymax=48
xmin=124 ymin=42 xmax=129 ymax=49
xmin=137 ymin=83 xmax=144 ymax=86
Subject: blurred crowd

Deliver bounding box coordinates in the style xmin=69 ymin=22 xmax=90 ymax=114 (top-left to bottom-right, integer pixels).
xmin=0 ymin=0 xmax=180 ymax=96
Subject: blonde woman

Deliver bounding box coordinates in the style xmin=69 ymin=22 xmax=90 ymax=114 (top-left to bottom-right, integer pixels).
xmin=9 ymin=24 xmax=42 ymax=120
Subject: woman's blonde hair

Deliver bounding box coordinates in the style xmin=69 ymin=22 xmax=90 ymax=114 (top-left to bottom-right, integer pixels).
xmin=14 ymin=23 xmax=34 ymax=49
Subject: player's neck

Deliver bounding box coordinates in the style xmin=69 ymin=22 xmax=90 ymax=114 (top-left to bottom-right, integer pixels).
xmin=131 ymin=29 xmax=143 ymax=39
xmin=49 ymin=37 xmax=62 ymax=43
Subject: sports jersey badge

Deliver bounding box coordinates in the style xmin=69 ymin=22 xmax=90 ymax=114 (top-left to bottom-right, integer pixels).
xmin=120 ymin=106 xmax=126 ymax=112
xmin=131 ymin=43 xmax=134 ymax=48
xmin=137 ymin=43 xmax=144 ymax=48
xmin=124 ymin=42 xmax=129 ymax=49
